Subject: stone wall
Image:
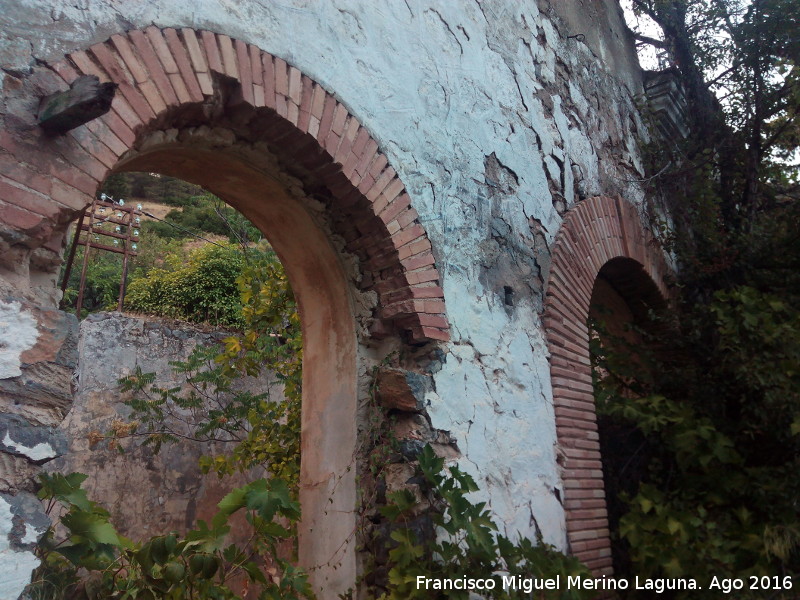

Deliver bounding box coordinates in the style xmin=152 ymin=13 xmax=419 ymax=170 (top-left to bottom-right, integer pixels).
xmin=49 ymin=312 xmax=278 ymax=542
xmin=0 ymin=299 xmax=76 ymax=598
xmin=0 ymin=1 xmax=669 ymax=595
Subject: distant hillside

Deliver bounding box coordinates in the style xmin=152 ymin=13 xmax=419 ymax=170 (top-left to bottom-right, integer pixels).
xmin=100 ymin=172 xmax=262 ymax=244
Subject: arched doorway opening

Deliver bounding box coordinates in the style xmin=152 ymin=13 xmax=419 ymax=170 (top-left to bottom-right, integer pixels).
xmin=55 ymin=170 xmax=303 ymax=576
xmin=113 ymin=142 xmax=361 ymax=594
xmin=0 ymin=27 xmax=449 ymax=597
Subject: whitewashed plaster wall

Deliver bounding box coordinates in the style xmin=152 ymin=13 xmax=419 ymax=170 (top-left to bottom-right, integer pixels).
xmin=0 ymin=0 xmax=648 ymax=567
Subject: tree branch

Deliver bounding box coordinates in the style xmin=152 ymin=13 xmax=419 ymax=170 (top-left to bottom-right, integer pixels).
xmin=634 ymin=32 xmax=668 ymax=49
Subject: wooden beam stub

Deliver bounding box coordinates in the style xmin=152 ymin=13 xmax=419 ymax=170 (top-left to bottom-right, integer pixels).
xmin=38 ymin=75 xmax=117 ymax=134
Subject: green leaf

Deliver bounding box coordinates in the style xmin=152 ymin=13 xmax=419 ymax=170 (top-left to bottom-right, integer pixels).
xmin=61 ymin=511 xmax=122 ymax=547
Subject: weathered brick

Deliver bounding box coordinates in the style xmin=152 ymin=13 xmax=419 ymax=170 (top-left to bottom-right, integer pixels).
xmin=415 ymin=313 xmax=449 ymax=329
xmin=310 ymin=84 xmax=326 ymax=119
xmin=67 ymin=127 xmax=118 ymax=169
xmin=409 ymin=284 xmax=444 ymax=299
xmin=117 ymin=81 xmax=157 ymax=123
xmin=62 ymin=144 xmax=108 ymax=182
xmin=275 ymin=94 xmax=288 ymax=119
xmin=50 ymin=179 xmax=90 ymax=210
xmin=48 ymin=158 xmax=98 ymax=196
xmin=252 ymin=84 xmax=266 ymax=108
xmin=163 ymin=28 xmax=204 ymax=102
xmin=379 ymin=192 xmax=410 ymax=225
xmin=287 ymin=102 xmax=300 ymax=126
xmin=415 ymin=326 xmax=450 ymax=342
xmin=0 ymin=178 xmax=68 ymax=217
xmin=145 ymin=27 xmax=179 ymax=74
xmin=84 ymin=117 xmax=127 ymax=157
xmin=109 ymin=35 xmax=148 ymax=82
xmin=167 ymin=73 xmax=190 ymax=104
xmin=274 ymin=56 xmax=288 ymax=97
xmin=262 ymin=53 xmax=276 ymax=110
xmin=297 ymin=77 xmax=314 ymax=131
xmin=200 ymin=30 xmax=223 ymax=73
xmin=398 ymin=237 xmax=431 ymax=260
xmin=49 ymin=58 xmax=80 ymax=85
xmin=354 ymin=139 xmax=379 ymax=177
xmin=288 ymin=66 xmax=302 ymax=106
xmin=366 ymin=165 xmax=396 ymax=202
xmin=216 ymin=34 xmax=239 ymax=79
xmin=402 ymin=251 xmax=435 ymax=271
xmin=0 ymin=199 xmax=46 ymax=231
xmin=307 ymin=115 xmax=320 ymax=138
xmin=128 ymin=29 xmax=178 ymax=106
xmin=331 ymin=103 xmax=347 ymax=136
xmin=89 ymin=42 xmax=132 ymax=84
xmin=406 ymin=268 xmax=441 ymax=285
xmin=234 ymin=39 xmax=254 ymax=105
xmin=0 ymin=155 xmax=52 ymax=197
xmin=317 ymin=96 xmax=337 ymax=143
xmin=334 ymin=116 xmax=360 ymax=164
xmin=181 ymin=29 xmax=214 ymax=96
xmin=355 ymin=173 xmax=374 ymax=195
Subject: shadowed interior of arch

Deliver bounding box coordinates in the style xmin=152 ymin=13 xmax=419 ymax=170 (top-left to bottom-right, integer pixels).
xmin=588 ymin=256 xmax=668 ymax=579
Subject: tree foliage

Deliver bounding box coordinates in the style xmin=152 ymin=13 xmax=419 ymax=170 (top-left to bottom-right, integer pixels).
xmin=377 ymin=446 xmax=594 ymax=600
xmin=125 ymin=243 xmax=251 ymax=328
xmin=594 ymin=2 xmax=800 ymax=593
xmin=630 ymin=0 xmax=799 ymax=239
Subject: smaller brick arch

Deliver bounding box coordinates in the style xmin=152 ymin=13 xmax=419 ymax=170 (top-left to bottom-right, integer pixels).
xmin=543 ymin=195 xmax=670 ymax=575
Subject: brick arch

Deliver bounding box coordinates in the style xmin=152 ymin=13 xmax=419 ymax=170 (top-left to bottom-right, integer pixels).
xmin=3 ymin=26 xmax=447 ymax=343
xmin=0 ymin=27 xmax=452 ymax=597
xmin=543 ymin=195 xmax=670 ymax=575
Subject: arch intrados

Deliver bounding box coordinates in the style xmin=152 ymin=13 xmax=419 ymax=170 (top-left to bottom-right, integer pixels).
xmin=113 ymin=145 xmax=358 ymax=593
xmin=594 ymin=257 xmax=667 ymax=324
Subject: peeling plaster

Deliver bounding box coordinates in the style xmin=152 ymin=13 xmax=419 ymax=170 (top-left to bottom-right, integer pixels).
xmin=0 ymin=496 xmax=41 ymax=600
xmin=1 ymin=0 xmax=650 ymax=567
xmin=0 ymin=300 xmax=39 ymax=379
xmin=1 ymin=432 xmax=56 ymax=462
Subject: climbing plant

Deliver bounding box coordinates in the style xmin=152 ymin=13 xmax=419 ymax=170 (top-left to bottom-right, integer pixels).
xmin=119 ymin=245 xmax=303 ymax=487
xmin=376 ymin=445 xmax=595 ymax=600
xmin=594 ymin=2 xmax=800 ymax=595
xmin=29 ymin=472 xmax=312 ymax=600
xmin=590 ymin=279 xmax=800 ymax=597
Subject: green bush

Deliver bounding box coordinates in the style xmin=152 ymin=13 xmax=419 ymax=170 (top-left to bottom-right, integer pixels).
xmin=125 ymin=243 xmax=251 ymax=328
xmin=61 ymin=247 xmax=124 ymax=317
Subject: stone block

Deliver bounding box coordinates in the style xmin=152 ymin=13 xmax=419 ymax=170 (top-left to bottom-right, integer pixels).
xmin=0 ymin=413 xmax=68 ymax=464
xmin=375 ymin=366 xmax=432 ymax=413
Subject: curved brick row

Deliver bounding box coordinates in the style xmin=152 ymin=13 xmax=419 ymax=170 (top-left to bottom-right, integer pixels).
xmin=543 ymin=195 xmax=669 ymax=575
xmin=0 ymin=26 xmax=448 ymax=343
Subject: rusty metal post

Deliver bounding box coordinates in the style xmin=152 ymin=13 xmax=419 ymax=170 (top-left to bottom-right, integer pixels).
xmin=59 ymin=206 xmax=87 ymax=306
xmin=117 ymin=206 xmax=136 ymax=311
xmin=75 ymin=198 xmax=97 ymax=317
